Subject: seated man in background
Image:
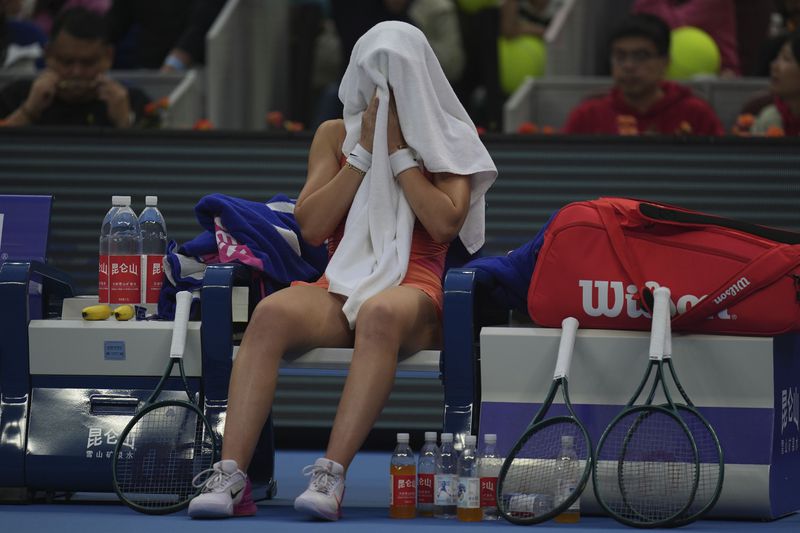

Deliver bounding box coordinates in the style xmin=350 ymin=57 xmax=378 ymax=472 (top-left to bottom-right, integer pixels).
xmin=563 ymin=13 xmax=723 ymax=136
xmin=0 ymin=7 xmax=150 ymax=127
xmin=106 ymin=0 xmax=227 ymax=72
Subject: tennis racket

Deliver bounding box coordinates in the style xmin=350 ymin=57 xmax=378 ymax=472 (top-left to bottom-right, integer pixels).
xmin=112 ymin=291 xmax=218 ymax=514
xmin=496 ymin=317 xmax=593 ymax=525
xmin=660 ymin=290 xmax=724 ymax=526
xmin=592 ymin=287 xmax=700 ymax=528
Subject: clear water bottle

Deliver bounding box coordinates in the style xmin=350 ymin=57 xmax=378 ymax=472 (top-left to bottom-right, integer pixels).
xmin=553 ymin=435 xmax=580 ymax=523
xmin=108 ymin=197 xmax=141 ymax=305
xmin=389 ymin=432 xmax=416 ymax=519
xmin=417 ymin=431 xmax=438 ymax=517
xmin=457 ymin=435 xmax=481 ymax=522
xmin=479 ymin=433 xmax=502 ymax=520
xmin=434 ymin=432 xmax=457 ymax=519
xmin=138 ymin=195 xmax=168 ymax=304
xmin=98 ymin=195 xmax=128 ymax=303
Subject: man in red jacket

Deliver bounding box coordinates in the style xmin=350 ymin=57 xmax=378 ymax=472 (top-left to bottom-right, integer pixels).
xmin=563 ymin=14 xmax=724 ymax=136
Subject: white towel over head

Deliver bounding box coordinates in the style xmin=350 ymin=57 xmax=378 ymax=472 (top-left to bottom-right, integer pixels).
xmin=326 ymin=21 xmax=497 ymax=327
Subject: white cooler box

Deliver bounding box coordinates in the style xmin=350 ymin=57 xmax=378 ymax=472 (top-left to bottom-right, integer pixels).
xmin=478 ymin=326 xmax=800 ymax=520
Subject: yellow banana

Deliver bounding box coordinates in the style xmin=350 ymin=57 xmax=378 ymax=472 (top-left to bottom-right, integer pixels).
xmin=82 ymin=304 xmax=112 ymax=320
xmin=114 ymin=305 xmax=135 ymax=321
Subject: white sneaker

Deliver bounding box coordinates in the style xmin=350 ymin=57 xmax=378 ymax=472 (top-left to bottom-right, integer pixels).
xmin=293 ymin=458 xmax=346 ymax=520
xmin=187 ymin=459 xmax=256 ymax=518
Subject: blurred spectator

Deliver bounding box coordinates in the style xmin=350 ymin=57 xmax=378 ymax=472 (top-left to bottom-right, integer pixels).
xmin=106 ymin=0 xmax=226 ymax=71
xmin=632 ymin=0 xmax=740 ymax=77
xmin=563 ymin=13 xmax=723 ymax=136
xmin=2 ymin=0 xmax=48 ymax=71
xmin=0 ymin=7 xmax=152 ymax=127
xmin=314 ymin=0 xmax=411 ymax=126
xmin=455 ymin=1 xmax=503 ymax=131
xmin=751 ymin=31 xmax=800 ymax=136
xmin=500 ymin=0 xmax=560 ymax=39
xmin=31 ymin=0 xmax=109 ymax=35
xmin=733 ymin=0 xmax=772 ymax=76
xmin=409 ymin=0 xmax=465 ymax=83
xmin=314 ymin=0 xmax=465 ymax=127
xmin=288 ymin=0 xmax=325 ymax=128
xmin=497 ymin=0 xmax=560 ymax=96
xmin=330 ymin=0 xmax=411 ymax=71
xmin=777 ymin=0 xmax=800 ymax=32
xmin=756 ymin=0 xmax=800 ymax=76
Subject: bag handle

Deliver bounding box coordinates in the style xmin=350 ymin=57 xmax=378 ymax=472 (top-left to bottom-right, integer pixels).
xmin=639 ymin=203 xmax=800 ymax=245
xmin=595 ymin=199 xmax=800 ymax=327
xmin=595 ymin=200 xmax=653 ymax=311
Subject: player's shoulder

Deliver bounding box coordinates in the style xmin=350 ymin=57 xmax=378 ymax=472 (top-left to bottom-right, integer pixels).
xmin=316 ymin=118 xmax=345 ymax=138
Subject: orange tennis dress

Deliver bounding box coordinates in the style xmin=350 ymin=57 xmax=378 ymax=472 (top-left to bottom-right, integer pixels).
xmin=293 ymin=166 xmax=449 ymax=314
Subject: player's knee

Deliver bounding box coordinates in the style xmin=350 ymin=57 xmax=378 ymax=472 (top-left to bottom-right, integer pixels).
xmin=250 ymin=296 xmax=295 ymax=333
xmin=356 ymin=298 xmax=403 ymax=343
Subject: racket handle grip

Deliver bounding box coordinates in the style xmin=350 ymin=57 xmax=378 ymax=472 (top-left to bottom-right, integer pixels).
xmin=170 ymin=291 xmax=192 ymax=359
xmin=554 ymin=317 xmax=579 ymax=379
xmin=663 ymin=297 xmax=673 ymax=359
xmin=649 ymin=287 xmax=671 ymax=360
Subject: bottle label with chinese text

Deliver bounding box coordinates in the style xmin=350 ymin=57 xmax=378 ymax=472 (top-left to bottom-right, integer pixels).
xmin=141 ymin=254 xmax=165 ymax=304
xmin=109 ymin=255 xmax=140 ymax=304
xmin=480 ymin=476 xmax=498 ymax=508
xmin=418 ymin=472 xmax=434 ymax=505
xmin=391 ymin=474 xmax=416 ymax=506
xmin=98 ymin=255 xmax=109 ymax=303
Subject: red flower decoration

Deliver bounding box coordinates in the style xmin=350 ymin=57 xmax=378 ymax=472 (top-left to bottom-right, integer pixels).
xmin=193 ymin=118 xmax=214 ymax=130
xmin=266 ymin=110 xmax=284 ymax=128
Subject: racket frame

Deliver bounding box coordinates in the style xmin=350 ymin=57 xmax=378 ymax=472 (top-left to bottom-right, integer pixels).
xmin=660 ymin=299 xmax=725 ymax=526
xmin=592 ymin=288 xmax=700 ymax=528
xmin=496 ymin=317 xmax=594 ymax=525
xmin=111 ymin=291 xmax=218 ymax=514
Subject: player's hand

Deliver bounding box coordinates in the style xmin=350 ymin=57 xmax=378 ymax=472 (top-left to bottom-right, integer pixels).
xmin=358 ymin=89 xmax=378 ymax=153
xmin=387 ymin=90 xmax=406 ymax=154
xmin=97 ymin=75 xmax=132 ymax=128
xmin=24 ymin=69 xmax=60 ymax=118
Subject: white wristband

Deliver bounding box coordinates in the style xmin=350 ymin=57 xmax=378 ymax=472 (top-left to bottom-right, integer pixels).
xmin=346 ymin=143 xmax=372 ymax=173
xmin=389 ymin=148 xmax=417 ymax=177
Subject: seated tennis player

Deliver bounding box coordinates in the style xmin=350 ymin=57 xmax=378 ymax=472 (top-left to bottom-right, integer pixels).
xmin=188 ymin=20 xmax=497 ymax=520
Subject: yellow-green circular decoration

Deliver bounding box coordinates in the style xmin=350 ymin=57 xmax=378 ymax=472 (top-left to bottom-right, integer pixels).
xmin=457 ymin=0 xmax=499 ymax=14
xmin=498 ymin=35 xmax=547 ymax=94
xmin=667 ymin=26 xmax=721 ymax=79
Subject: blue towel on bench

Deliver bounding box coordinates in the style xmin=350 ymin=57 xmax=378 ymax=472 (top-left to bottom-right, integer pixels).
xmin=463 ymin=211 xmax=556 ymax=314
xmin=158 ymin=193 xmax=328 ymax=319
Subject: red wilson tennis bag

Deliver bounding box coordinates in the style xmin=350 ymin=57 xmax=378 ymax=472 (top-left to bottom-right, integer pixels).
xmin=527 ymin=197 xmax=800 ymax=336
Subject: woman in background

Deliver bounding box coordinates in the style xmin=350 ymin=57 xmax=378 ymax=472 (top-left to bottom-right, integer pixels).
xmin=752 ymin=31 xmax=800 ymax=136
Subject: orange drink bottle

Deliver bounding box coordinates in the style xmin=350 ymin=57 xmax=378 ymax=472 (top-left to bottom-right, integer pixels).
xmin=390 ymin=433 xmax=417 ymax=519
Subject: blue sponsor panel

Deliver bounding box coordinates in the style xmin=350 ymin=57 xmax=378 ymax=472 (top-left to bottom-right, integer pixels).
xmin=771 ymin=333 xmax=800 ymax=517
xmin=25 ymin=381 xmax=196 ymax=491
xmin=0 ymin=195 xmax=53 ymax=320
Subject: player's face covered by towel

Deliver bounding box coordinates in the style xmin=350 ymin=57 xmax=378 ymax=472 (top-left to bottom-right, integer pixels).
xmin=327 ymin=21 xmax=497 ymax=328
xmin=337 ymin=21 xmax=497 ymax=253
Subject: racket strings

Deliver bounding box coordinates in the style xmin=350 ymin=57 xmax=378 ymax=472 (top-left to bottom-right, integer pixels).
xmin=115 ymin=403 xmax=215 ymax=510
xmin=499 ymin=421 xmax=590 ymax=520
xmin=675 ymin=407 xmax=723 ymax=521
xmin=595 ymin=409 xmax=698 ymax=525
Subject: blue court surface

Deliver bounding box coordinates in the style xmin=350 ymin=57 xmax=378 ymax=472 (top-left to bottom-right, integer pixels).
xmin=1 ymin=449 xmax=798 ymax=532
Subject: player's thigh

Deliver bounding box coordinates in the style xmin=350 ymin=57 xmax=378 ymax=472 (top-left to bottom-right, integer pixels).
xmin=355 ymin=286 xmax=442 ymax=355
xmin=249 ymin=284 xmax=354 ymax=351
